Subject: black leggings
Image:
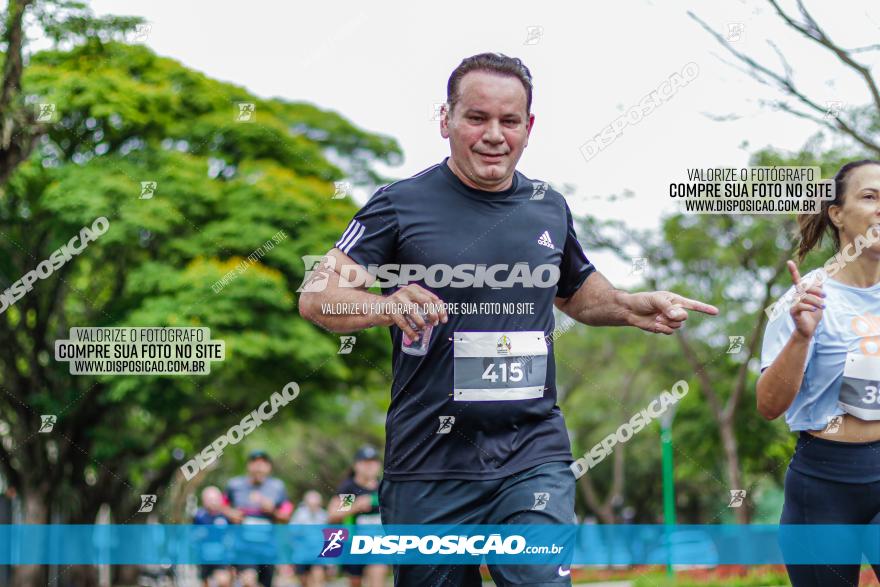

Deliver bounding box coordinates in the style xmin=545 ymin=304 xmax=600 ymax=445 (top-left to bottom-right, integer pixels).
xmin=781 ymin=434 xmax=880 ymax=586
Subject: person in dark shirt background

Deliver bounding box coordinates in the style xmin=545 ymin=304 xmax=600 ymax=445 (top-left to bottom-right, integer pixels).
xmin=326 ymin=446 xmax=386 ymax=587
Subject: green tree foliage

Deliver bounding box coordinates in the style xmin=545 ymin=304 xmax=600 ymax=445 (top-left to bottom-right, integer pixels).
xmin=0 ymin=37 xmax=402 ymax=531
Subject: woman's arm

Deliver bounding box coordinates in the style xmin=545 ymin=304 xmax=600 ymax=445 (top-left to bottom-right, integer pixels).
xmin=756 ymin=261 xmax=826 ymax=420
xmin=756 ymin=331 xmax=813 ymax=420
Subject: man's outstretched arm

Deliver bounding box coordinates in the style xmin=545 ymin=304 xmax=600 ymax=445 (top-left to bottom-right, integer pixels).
xmin=554 ymin=271 xmax=719 ymax=334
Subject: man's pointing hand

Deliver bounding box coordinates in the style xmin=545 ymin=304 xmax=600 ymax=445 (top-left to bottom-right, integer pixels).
xmin=627 ymin=290 xmax=719 ymax=335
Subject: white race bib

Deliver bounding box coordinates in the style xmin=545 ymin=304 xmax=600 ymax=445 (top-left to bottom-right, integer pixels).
xmin=452 ymin=331 xmax=547 ymax=401
xmin=838 ymin=352 xmax=880 ymax=420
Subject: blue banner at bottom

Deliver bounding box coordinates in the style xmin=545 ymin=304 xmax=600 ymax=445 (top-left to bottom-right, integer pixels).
xmin=1 ymin=524 xmax=880 ymax=565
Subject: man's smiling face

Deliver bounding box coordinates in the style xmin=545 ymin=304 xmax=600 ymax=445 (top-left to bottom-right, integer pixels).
xmin=441 ymin=70 xmax=534 ymax=192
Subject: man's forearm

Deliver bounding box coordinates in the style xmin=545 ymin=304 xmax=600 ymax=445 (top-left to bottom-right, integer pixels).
xmin=573 ymin=288 xmax=632 ymax=326
xmin=561 ymin=271 xmax=633 ymax=327
xmin=300 ymin=288 xmax=392 ymax=333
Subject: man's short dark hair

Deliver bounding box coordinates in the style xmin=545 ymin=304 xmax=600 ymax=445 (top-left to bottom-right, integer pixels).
xmin=247 ymin=449 xmax=271 ymax=463
xmin=446 ymin=52 xmax=533 ymax=116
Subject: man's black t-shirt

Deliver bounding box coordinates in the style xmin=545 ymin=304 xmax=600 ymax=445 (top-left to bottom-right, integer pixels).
xmin=334 ymin=157 xmax=596 ymax=481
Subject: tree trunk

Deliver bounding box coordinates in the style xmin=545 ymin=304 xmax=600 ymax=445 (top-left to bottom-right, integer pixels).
xmin=720 ymin=416 xmax=749 ymax=523
xmin=0 ymin=0 xmax=39 ymax=187
xmin=63 ymin=566 xmax=99 ymax=587
xmin=115 ymin=565 xmax=140 ymax=585
xmin=12 ymin=489 xmax=48 ymax=587
xmin=577 ymin=475 xmax=617 ymax=524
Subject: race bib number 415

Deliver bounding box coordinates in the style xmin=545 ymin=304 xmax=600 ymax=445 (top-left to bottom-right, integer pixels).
xmin=452 ymin=331 xmax=547 ymax=401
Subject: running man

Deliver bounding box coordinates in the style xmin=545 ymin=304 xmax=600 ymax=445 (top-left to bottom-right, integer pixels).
xmin=298 ymin=52 xmax=718 ymax=586
xmin=759 ymin=159 xmax=880 ymax=586
xmin=223 ymin=450 xmax=293 ymax=587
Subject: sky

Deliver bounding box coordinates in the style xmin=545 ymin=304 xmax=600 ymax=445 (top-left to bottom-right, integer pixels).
xmin=81 ymin=0 xmax=880 ymax=285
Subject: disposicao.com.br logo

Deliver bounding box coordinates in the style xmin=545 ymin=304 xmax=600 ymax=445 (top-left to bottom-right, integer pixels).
xmin=318 ymin=528 xmax=565 ymax=559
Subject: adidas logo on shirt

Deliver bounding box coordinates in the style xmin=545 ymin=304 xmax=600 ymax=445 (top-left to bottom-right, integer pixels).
xmin=537 ymin=230 xmax=554 ymax=249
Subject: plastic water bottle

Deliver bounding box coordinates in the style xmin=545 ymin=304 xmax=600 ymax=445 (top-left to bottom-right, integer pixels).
xmin=401 ymin=309 xmax=433 ymax=356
